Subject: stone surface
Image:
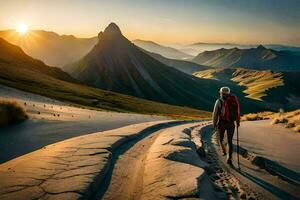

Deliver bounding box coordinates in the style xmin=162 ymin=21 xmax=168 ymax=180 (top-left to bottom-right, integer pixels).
xmin=0 ymin=120 xmax=178 ymax=200
xmin=141 ymin=123 xmax=217 ymax=200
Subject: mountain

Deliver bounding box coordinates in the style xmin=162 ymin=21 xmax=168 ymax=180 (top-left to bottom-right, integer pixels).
xmin=193 ymin=68 xmax=300 ymax=110
xmin=0 ymin=30 xmax=97 ymax=67
xmin=66 ymin=23 xmax=220 ymax=110
xmin=133 ymin=39 xmax=192 ymax=60
xmin=66 ymin=23 xmax=270 ymax=113
xmin=0 ymin=37 xmax=212 ymax=119
xmin=138 ymin=49 xmax=210 ymax=74
xmin=0 ymin=37 xmax=76 ymax=82
xmin=192 ymin=45 xmax=300 ymax=71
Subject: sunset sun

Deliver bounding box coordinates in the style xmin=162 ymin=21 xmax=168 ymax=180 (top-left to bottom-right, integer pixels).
xmin=16 ymin=23 xmax=28 ymax=34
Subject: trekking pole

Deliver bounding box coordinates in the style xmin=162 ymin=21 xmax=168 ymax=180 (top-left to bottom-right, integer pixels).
xmin=237 ymin=126 xmax=241 ymax=170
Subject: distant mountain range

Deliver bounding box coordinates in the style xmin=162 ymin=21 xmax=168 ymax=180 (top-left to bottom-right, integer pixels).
xmin=1 ymin=23 xmax=299 ymax=114
xmin=173 ymin=42 xmax=300 ymax=56
xmin=139 ymin=49 xmax=209 ymax=74
xmin=132 ymin=39 xmax=192 ymax=60
xmin=1 ymin=29 xmax=299 ymax=72
xmin=192 ymin=45 xmax=300 ymax=71
xmin=0 ymin=30 xmax=97 ymax=67
xmin=0 ymin=37 xmax=210 ymax=118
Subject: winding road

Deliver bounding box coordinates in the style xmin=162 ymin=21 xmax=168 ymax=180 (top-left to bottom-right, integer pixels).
xmin=0 ymin=85 xmax=167 ymax=163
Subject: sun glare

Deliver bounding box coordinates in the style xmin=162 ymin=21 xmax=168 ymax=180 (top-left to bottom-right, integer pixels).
xmin=16 ymin=23 xmax=28 ymax=35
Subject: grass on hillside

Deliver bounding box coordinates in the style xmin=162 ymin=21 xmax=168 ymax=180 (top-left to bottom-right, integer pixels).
xmin=0 ymin=98 xmax=28 ymax=126
xmin=0 ymin=64 xmax=211 ymax=120
xmin=193 ymin=69 xmax=222 ymax=79
xmin=242 ymin=109 xmax=300 ymax=133
xmin=193 ymin=68 xmax=284 ymax=101
xmin=231 ymin=68 xmax=284 ymax=101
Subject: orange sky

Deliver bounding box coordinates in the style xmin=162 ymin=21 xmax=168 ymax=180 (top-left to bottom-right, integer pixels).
xmin=0 ymin=0 xmax=299 ymax=46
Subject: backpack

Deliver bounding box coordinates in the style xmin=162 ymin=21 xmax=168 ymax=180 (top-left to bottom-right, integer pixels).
xmin=219 ymin=94 xmax=239 ymax=122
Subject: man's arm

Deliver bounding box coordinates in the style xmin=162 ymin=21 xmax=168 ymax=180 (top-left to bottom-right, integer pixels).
xmin=212 ymin=99 xmax=220 ymax=129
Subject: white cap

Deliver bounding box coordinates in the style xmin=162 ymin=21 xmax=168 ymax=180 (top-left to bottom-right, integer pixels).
xmin=219 ymin=87 xmax=230 ymax=94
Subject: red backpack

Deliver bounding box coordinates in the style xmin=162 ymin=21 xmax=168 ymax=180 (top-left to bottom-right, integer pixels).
xmin=220 ymin=94 xmax=240 ymax=122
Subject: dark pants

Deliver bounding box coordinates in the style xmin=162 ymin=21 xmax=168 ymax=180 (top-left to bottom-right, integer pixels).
xmin=217 ymin=120 xmax=235 ymax=161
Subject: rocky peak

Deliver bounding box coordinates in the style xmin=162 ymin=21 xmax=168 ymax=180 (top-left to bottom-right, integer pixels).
xmin=103 ymin=22 xmax=122 ymax=36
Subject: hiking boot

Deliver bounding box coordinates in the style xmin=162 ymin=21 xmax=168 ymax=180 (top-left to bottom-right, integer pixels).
xmin=226 ymin=159 xmax=233 ymax=165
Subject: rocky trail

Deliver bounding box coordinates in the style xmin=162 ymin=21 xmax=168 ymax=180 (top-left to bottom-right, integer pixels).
xmin=1 ymin=120 xmax=299 ymax=200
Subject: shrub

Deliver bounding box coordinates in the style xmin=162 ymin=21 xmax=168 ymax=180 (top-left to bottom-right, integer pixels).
xmin=244 ymin=109 xmax=299 ymax=133
xmin=271 ymin=116 xmax=288 ymax=124
xmin=285 ymin=122 xmax=295 ymax=128
xmin=271 ymin=118 xmax=280 ymax=125
xmin=242 ymin=111 xmax=273 ymax=121
xmin=0 ymin=98 xmax=28 ymax=126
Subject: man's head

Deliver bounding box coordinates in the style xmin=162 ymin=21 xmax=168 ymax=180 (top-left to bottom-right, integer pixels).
xmin=219 ymin=86 xmax=230 ymax=98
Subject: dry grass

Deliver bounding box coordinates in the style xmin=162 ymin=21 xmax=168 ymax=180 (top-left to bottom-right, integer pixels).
xmin=241 ymin=111 xmax=274 ymax=121
xmin=193 ymin=69 xmax=223 ymax=79
xmin=243 ymin=109 xmax=300 ymax=133
xmin=193 ymin=68 xmax=284 ymax=101
xmin=0 ymin=98 xmax=28 ymax=126
xmin=231 ymin=68 xmax=284 ymax=101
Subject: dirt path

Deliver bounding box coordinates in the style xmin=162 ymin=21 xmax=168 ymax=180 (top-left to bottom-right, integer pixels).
xmin=99 ymin=129 xmax=164 ymax=200
xmin=199 ymin=125 xmax=300 ymax=200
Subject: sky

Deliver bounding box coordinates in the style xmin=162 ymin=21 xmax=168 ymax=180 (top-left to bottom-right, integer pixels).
xmin=0 ymin=0 xmax=299 ymax=46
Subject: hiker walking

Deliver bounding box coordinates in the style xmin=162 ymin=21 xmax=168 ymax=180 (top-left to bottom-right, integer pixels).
xmin=213 ymin=87 xmax=240 ymax=165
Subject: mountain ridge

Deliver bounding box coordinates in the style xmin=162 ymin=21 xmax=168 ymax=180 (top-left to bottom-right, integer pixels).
xmin=133 ymin=39 xmax=192 ymax=60
xmin=139 ymin=48 xmax=210 ymax=74
xmin=192 ymin=45 xmax=300 ymax=71
xmin=0 ymin=30 xmax=98 ymax=67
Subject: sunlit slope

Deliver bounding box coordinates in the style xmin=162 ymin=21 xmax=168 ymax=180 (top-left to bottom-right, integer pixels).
xmin=0 ymin=37 xmax=211 ymax=119
xmin=0 ymin=30 xmax=97 ymax=67
xmin=231 ymin=69 xmax=283 ymax=100
xmin=193 ymin=68 xmax=300 ymax=110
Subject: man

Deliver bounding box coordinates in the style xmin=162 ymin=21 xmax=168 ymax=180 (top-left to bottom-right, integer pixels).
xmin=212 ymin=87 xmax=240 ymax=165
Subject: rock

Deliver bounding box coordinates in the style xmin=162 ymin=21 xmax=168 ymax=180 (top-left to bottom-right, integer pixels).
xmin=196 ymin=146 xmax=206 ymax=158
xmin=170 ymin=138 xmax=196 ymax=150
xmin=142 ymin=123 xmax=216 ymax=200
